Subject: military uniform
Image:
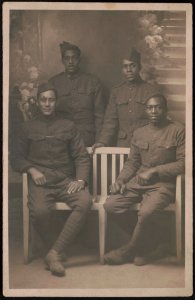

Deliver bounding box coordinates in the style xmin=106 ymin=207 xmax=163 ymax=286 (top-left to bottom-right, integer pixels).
xmin=11 ymin=112 xmax=92 ymax=249
xmin=49 ymin=70 xmax=105 ymax=146
xmin=104 ymin=120 xmax=185 ymax=254
xmin=98 ymin=77 xmax=160 ymax=147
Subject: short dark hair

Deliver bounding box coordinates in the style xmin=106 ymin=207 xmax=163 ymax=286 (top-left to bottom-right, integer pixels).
xmin=59 ymin=41 xmax=81 ymax=59
xmin=145 ymin=94 xmax=168 ymax=109
xmin=37 ymin=82 xmax=58 ymax=99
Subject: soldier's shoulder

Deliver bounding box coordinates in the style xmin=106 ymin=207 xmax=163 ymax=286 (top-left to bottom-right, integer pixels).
xmin=112 ymin=81 xmax=125 ymax=89
xmin=49 ymin=72 xmax=65 ymax=82
xmin=168 ymin=120 xmax=185 ymax=131
xmin=134 ymin=124 xmax=149 ymax=136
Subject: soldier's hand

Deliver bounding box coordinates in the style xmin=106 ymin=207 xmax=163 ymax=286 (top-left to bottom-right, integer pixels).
xmin=137 ymin=168 xmax=157 ymax=186
xmin=91 ymin=142 xmax=105 ymax=153
xmin=109 ymin=181 xmax=126 ymax=195
xmin=67 ymin=180 xmax=85 ymax=194
xmin=28 ymin=167 xmax=47 ymax=185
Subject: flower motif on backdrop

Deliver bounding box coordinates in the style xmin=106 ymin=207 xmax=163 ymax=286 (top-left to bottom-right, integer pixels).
xmin=136 ymin=12 xmax=172 ymax=84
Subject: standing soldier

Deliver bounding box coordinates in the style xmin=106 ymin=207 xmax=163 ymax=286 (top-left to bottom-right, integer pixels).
xmin=92 ymin=48 xmax=160 ymax=149
xmin=49 ymin=41 xmax=105 ymax=147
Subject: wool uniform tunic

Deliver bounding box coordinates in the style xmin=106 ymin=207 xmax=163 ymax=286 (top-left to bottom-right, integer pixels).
xmin=49 ymin=70 xmax=105 ymax=147
xmin=98 ymin=77 xmax=160 ymax=147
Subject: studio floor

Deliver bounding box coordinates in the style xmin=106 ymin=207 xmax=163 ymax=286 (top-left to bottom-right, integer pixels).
xmin=8 ymin=234 xmax=185 ymax=291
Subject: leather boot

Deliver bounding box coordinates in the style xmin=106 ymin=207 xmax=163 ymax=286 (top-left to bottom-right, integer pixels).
xmin=104 ymin=245 xmax=135 ymax=265
xmin=44 ymin=249 xmax=65 ymax=277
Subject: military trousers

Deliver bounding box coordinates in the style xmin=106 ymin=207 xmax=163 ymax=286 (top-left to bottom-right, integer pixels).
xmin=104 ymin=181 xmax=175 ymax=253
xmin=28 ymin=177 xmax=92 ymax=252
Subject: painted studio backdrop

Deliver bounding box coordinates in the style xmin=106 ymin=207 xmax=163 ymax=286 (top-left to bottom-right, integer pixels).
xmin=9 ymin=10 xmax=186 ymax=124
xmin=9 ymin=9 xmax=186 ymax=247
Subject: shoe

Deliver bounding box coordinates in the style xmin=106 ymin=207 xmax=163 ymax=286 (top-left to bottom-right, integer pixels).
xmin=134 ymin=256 xmax=149 ymax=266
xmin=134 ymin=244 xmax=170 ymax=266
xmin=104 ymin=247 xmax=134 ymax=265
xmin=44 ymin=249 xmax=65 ymax=277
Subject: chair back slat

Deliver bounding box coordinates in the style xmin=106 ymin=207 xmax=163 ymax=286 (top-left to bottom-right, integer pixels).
xmin=92 ymin=153 xmax=97 ymax=196
xmin=119 ymin=154 xmax=125 ymax=171
xmin=111 ymin=154 xmax=116 ymax=184
xmin=101 ymin=154 xmax=108 ymax=196
xmin=87 ymin=147 xmax=130 ymax=196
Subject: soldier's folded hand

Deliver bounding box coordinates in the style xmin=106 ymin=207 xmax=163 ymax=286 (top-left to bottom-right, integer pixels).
xmin=91 ymin=142 xmax=105 ymax=153
xmin=28 ymin=167 xmax=47 ymax=185
xmin=67 ymin=180 xmax=85 ymax=194
xmin=137 ymin=168 xmax=157 ymax=185
xmin=109 ymin=180 xmax=126 ymax=195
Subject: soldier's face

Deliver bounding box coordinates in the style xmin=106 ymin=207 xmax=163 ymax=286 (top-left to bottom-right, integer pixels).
xmin=62 ymin=50 xmax=80 ymax=74
xmin=122 ymin=59 xmax=140 ymax=82
xmin=145 ymin=97 xmax=167 ymax=125
xmin=38 ymin=90 xmax=57 ymax=116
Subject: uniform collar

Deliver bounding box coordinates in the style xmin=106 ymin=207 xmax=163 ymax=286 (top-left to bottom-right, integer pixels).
xmin=36 ymin=111 xmax=59 ymax=123
xmin=124 ymin=75 xmax=144 ymax=87
xmin=64 ymin=69 xmax=82 ymax=80
xmin=148 ymin=118 xmax=170 ymax=130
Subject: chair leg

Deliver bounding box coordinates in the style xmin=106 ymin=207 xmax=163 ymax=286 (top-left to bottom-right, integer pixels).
xmin=98 ymin=207 xmax=107 ymax=264
xmin=175 ymin=206 xmax=182 ymax=262
xmin=23 ymin=200 xmax=30 ymax=264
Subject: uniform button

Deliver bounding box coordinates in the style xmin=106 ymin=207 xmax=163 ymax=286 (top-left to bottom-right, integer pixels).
xmin=129 ymin=110 xmax=132 ymax=113
xmin=129 ymin=98 xmax=132 ymax=102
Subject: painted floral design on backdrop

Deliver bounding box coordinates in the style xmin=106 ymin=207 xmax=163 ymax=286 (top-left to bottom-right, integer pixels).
xmin=136 ymin=12 xmax=172 ymax=84
xmin=10 ymin=11 xmax=44 ymax=121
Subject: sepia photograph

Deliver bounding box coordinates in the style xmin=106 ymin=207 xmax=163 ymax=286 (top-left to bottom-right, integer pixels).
xmin=3 ymin=2 xmax=193 ymax=297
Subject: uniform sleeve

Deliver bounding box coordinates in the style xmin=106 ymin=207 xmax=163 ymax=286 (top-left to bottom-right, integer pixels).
xmin=97 ymin=90 xmax=119 ymax=146
xmin=155 ymin=127 xmax=185 ymax=180
xmin=69 ymin=125 xmax=91 ymax=183
xmin=94 ymin=80 xmax=106 ymax=141
xmin=117 ymin=136 xmax=141 ymax=183
xmin=10 ymin=124 xmax=34 ymax=173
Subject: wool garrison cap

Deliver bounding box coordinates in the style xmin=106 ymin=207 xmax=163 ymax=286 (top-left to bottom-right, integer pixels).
xmin=37 ymin=82 xmax=58 ymax=98
xmin=59 ymin=41 xmax=81 ymax=57
xmin=122 ymin=47 xmax=141 ymax=65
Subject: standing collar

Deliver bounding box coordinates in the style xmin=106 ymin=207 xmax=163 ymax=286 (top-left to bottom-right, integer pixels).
xmin=64 ymin=68 xmax=82 ymax=80
xmin=124 ymin=75 xmax=143 ymax=86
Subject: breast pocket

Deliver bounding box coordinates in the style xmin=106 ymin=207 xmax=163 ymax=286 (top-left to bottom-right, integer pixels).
xmin=77 ymin=88 xmax=94 ymax=109
xmin=28 ymin=134 xmax=46 ymax=155
xmin=157 ymin=141 xmax=177 ymax=162
xmin=134 ymin=140 xmax=149 ymax=160
xmin=116 ymin=98 xmax=129 ymax=117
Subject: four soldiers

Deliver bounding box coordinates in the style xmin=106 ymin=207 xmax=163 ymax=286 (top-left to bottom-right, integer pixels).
xmin=11 ymin=43 xmax=185 ymax=276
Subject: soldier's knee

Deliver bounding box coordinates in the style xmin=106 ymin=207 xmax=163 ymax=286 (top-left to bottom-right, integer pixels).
xmin=103 ymin=197 xmax=118 ymax=214
xmin=138 ymin=207 xmax=155 ymax=223
xmin=30 ymin=204 xmax=51 ymax=223
xmin=76 ymin=190 xmax=92 ymax=212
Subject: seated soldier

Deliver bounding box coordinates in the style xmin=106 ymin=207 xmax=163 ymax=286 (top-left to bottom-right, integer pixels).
xmin=11 ymin=82 xmax=92 ymax=277
xmin=103 ymin=94 xmax=185 ymax=265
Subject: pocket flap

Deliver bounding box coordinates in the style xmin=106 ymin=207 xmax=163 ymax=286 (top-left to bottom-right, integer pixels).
xmin=77 ymin=87 xmax=93 ymax=95
xmin=158 ymin=141 xmax=177 ymax=149
xmin=29 ymin=134 xmax=45 ymax=141
xmin=135 ymin=140 xmax=149 ymax=150
xmin=116 ymin=99 xmax=128 ymax=105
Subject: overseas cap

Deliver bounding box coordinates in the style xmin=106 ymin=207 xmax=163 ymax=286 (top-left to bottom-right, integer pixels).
xmin=59 ymin=41 xmax=81 ymax=58
xmin=122 ymin=47 xmax=141 ymax=65
xmin=37 ymin=82 xmax=58 ymax=99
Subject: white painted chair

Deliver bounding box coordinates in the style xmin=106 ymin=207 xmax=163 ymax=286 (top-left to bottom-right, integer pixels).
xmin=23 ymin=147 xmax=184 ymax=264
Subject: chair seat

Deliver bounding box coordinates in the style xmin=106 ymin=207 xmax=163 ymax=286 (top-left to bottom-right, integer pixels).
xmin=54 ymin=197 xmax=176 ymax=211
